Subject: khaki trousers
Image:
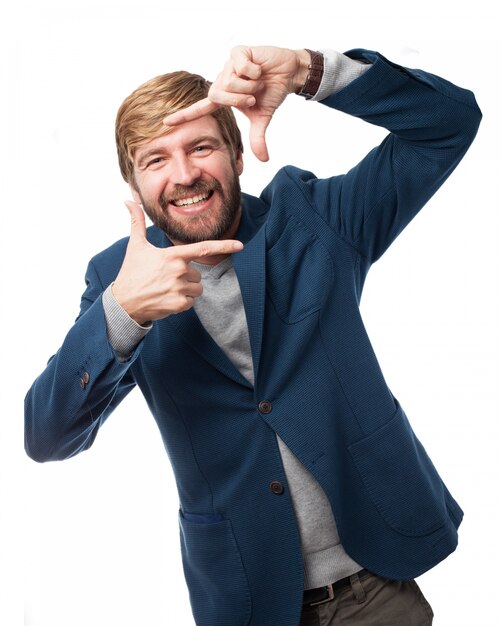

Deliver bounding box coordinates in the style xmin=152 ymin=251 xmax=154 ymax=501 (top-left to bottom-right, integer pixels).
xmin=300 ymin=570 xmax=434 ymax=626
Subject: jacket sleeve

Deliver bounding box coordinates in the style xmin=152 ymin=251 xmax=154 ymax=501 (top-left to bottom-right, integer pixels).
xmin=295 ymin=49 xmax=482 ymax=265
xmin=24 ymin=259 xmax=142 ymax=462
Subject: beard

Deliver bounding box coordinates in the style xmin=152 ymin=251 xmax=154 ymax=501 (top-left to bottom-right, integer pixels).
xmin=139 ymin=170 xmax=242 ymax=244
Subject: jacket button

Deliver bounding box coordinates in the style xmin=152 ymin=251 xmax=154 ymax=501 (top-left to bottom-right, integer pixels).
xmin=258 ymin=400 xmax=272 ymax=414
xmin=270 ymin=481 xmax=284 ymax=495
xmin=79 ymin=372 xmax=90 ymax=389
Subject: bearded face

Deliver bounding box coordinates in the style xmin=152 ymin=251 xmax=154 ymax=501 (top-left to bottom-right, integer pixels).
xmin=132 ymin=116 xmax=244 ymax=245
xmin=140 ymin=168 xmax=242 ymax=244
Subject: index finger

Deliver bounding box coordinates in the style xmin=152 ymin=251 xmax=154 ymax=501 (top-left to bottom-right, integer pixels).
xmin=173 ymin=239 xmax=244 ymax=260
xmin=163 ymin=98 xmax=220 ymax=126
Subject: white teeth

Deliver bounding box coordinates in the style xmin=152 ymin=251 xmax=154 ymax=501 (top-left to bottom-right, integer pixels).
xmin=173 ymin=192 xmax=210 ymax=207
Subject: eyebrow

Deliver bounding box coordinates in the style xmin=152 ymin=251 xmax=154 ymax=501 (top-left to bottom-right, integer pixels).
xmin=135 ymin=135 xmax=222 ymax=169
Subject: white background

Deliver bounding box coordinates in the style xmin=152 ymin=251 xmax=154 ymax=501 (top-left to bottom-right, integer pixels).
xmin=1 ymin=0 xmax=500 ymax=624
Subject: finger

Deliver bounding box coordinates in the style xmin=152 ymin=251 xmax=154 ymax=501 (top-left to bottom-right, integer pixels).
xmin=125 ymin=201 xmax=147 ymax=241
xmin=217 ymin=74 xmax=263 ymax=96
xmin=163 ymin=98 xmax=220 ymax=126
xmin=206 ymin=87 xmax=257 ymax=109
xmin=185 ymin=267 xmax=202 ymax=283
xmin=230 ymin=46 xmax=262 ymax=80
xmin=175 ymin=294 xmax=196 ymax=313
xmin=248 ymin=115 xmax=272 ymax=162
xmin=182 ymin=280 xmax=203 ymax=299
xmin=174 ymin=239 xmax=244 ymax=260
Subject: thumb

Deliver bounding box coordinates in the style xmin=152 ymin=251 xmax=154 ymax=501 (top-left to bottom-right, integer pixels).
xmin=248 ymin=114 xmax=272 ymax=162
xmin=125 ymin=201 xmax=147 ymax=242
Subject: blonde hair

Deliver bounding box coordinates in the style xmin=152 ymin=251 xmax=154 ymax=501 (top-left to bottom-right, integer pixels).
xmin=115 ymin=71 xmax=243 ymax=187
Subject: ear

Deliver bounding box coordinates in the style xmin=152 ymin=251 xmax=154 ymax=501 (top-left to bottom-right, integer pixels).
xmin=235 ymin=150 xmax=244 ymax=176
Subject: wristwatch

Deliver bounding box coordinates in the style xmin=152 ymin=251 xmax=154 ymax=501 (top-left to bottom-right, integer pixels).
xmin=297 ymin=49 xmax=324 ymax=99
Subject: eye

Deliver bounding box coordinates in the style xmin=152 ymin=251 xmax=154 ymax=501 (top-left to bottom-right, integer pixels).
xmin=146 ymin=157 xmax=164 ymax=168
xmin=192 ymin=144 xmax=214 ymax=155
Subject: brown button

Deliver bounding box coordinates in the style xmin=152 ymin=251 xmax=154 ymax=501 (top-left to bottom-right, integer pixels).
xmin=80 ymin=372 xmax=90 ymax=389
xmin=258 ymin=400 xmax=272 ymax=414
xmin=270 ymin=481 xmax=284 ymax=495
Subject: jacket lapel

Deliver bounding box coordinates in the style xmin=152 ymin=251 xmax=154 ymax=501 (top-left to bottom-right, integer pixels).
xmin=232 ymin=222 xmax=266 ymax=386
xmin=158 ymin=192 xmax=268 ymax=389
xmin=166 ymin=307 xmax=253 ymax=387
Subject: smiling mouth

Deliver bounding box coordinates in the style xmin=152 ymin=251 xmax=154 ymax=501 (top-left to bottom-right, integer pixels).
xmin=171 ymin=190 xmax=214 ymax=208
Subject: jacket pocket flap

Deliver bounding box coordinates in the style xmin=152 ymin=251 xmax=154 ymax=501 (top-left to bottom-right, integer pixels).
xmin=348 ymin=402 xmax=448 ymax=537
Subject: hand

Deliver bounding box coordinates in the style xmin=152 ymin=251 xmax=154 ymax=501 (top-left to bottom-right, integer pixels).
xmin=112 ymin=201 xmax=244 ymax=325
xmin=163 ymin=46 xmax=310 ymax=162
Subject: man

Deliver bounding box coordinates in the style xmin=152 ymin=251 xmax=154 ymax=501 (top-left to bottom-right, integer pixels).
xmin=25 ymin=45 xmax=481 ymax=625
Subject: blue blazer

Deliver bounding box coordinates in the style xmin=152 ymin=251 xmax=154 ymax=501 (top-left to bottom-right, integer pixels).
xmin=25 ymin=50 xmax=481 ymax=626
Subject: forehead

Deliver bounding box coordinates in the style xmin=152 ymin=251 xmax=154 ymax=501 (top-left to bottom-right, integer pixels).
xmin=134 ymin=115 xmax=224 ymax=161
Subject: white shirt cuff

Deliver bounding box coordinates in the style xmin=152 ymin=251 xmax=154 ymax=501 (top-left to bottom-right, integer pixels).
xmin=310 ymin=49 xmax=371 ymax=102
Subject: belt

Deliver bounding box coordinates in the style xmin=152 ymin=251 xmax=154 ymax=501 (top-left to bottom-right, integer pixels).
xmin=303 ymin=569 xmax=369 ymax=607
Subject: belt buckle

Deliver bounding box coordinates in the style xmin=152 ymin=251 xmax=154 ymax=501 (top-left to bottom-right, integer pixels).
xmin=309 ymin=583 xmax=335 ymax=607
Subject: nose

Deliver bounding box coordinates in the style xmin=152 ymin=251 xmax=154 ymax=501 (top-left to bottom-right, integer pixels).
xmin=169 ymin=153 xmax=201 ymax=186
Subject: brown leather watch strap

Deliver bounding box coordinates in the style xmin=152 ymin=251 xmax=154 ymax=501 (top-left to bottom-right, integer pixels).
xmin=298 ymin=49 xmax=324 ymax=99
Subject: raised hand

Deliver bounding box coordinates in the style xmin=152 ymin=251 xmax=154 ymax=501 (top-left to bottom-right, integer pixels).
xmin=163 ymin=46 xmax=310 ymax=162
xmin=112 ymin=201 xmax=244 ymax=325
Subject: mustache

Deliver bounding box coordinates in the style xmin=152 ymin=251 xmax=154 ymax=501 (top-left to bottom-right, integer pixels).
xmin=160 ymin=179 xmax=222 ymax=208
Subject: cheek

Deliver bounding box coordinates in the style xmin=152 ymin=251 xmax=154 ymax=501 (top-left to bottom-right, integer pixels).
xmin=137 ymin=179 xmax=168 ymax=205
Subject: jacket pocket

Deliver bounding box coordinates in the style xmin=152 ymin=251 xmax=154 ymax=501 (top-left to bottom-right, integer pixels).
xmin=266 ymin=215 xmax=333 ymax=323
xmin=179 ymin=512 xmax=251 ymax=626
xmin=348 ymin=401 xmax=448 ymax=537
